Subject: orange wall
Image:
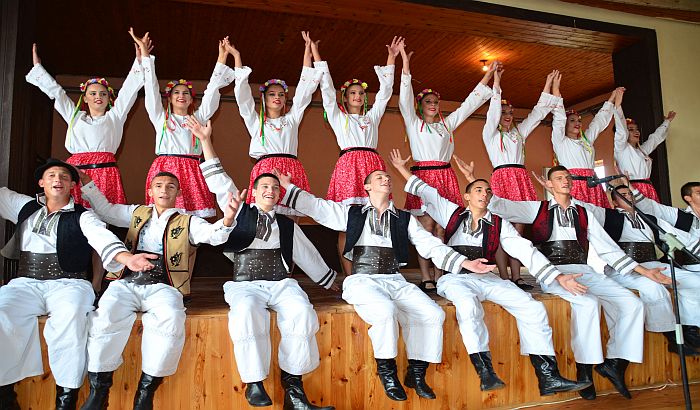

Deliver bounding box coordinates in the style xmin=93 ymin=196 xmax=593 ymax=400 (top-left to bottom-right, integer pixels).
xmin=51 ymin=74 xmax=614 ymax=209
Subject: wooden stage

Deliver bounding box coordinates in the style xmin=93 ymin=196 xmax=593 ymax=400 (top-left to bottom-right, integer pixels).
xmin=15 ymin=272 xmax=700 ymax=409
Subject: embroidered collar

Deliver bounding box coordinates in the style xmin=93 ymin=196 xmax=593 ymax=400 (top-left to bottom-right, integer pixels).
xmin=253 ymin=203 xmax=277 ymax=218
xmin=548 ymin=198 xmax=578 ymax=212
xmin=36 ymin=193 xmax=75 ymax=213
xmin=362 ymin=201 xmax=398 ymax=217
xmin=460 ymin=208 xmax=495 ymax=226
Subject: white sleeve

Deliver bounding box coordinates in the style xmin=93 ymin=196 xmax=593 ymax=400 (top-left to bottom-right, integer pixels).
xmin=404 ymin=175 xmax=458 ymax=228
xmin=518 ymin=92 xmax=555 ymax=139
xmin=313 ymin=61 xmax=343 ymax=124
xmin=80 ymin=181 xmax=139 ymax=228
xmin=233 ymin=66 xmax=260 ymax=139
xmin=445 ymin=82 xmax=492 ymax=131
xmin=200 ymin=158 xmax=238 ymax=213
xmin=639 ymin=120 xmax=670 ymax=155
xmin=587 ymin=212 xmax=638 ymax=275
xmin=482 ymin=90 xmax=502 ymax=145
xmin=487 ymin=195 xmax=540 ymax=224
xmin=142 ymin=56 xmax=165 ymax=130
xmin=78 ymin=210 xmax=129 ymax=272
xmin=573 ymin=198 xmax=607 ymax=225
xmin=292 ymin=224 xmax=338 ymax=289
xmin=632 ymin=188 xmax=681 ymax=225
xmin=613 ymin=106 xmax=629 ymax=153
xmin=499 ymin=219 xmax=561 ymax=285
xmin=658 ymin=219 xmax=700 ymax=256
xmin=110 ymin=58 xmax=144 ymax=121
xmin=188 ymin=216 xmax=235 ymax=246
xmin=288 ymin=66 xmax=321 ymax=124
xmin=551 ymin=101 xmax=567 ymax=146
xmin=194 ymin=62 xmax=235 ymax=122
xmin=282 ymin=184 xmax=349 ymax=231
xmin=25 ymin=64 xmax=77 ymax=123
xmin=408 ymin=216 xmax=467 ymax=274
xmin=398 ymin=73 xmax=419 ymax=124
xmin=367 ymin=64 xmax=395 ymax=123
xmin=0 ymin=187 xmax=34 ymax=223
xmin=585 ymin=101 xmax=614 ymax=144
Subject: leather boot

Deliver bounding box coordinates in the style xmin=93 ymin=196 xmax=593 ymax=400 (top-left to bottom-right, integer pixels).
xmin=80 ymin=371 xmax=114 ymax=410
xmin=664 ymin=331 xmax=700 ymax=356
xmin=469 ymin=352 xmax=505 ymax=391
xmin=403 ymin=359 xmax=436 ymax=399
xmin=575 ymin=363 xmax=596 ymax=400
xmin=375 ymin=358 xmax=407 ymax=401
xmin=283 ymin=384 xmax=335 ymax=410
xmin=0 ymin=384 xmax=20 ymax=410
xmin=595 ymin=358 xmax=631 ymax=399
xmin=684 ymin=326 xmax=700 ymax=349
xmin=132 ymin=372 xmax=164 ymax=410
xmin=245 ymin=381 xmax=272 ymax=407
xmin=55 ymin=385 xmax=80 ymax=410
xmin=529 ymin=355 xmax=592 ymax=396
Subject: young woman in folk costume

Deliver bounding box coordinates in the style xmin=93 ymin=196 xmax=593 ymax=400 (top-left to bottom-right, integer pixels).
xmin=130 ymin=29 xmax=235 ymax=218
xmin=612 ymin=91 xmax=675 ymax=202
xmin=309 ymin=34 xmax=402 ymax=274
xmin=551 ymin=73 xmax=624 ymax=208
xmin=481 ymin=67 xmax=559 ymax=290
xmin=26 ymin=37 xmax=145 ymax=207
xmin=398 ymin=44 xmax=495 ymax=291
xmin=226 ymin=32 xmax=322 ymax=217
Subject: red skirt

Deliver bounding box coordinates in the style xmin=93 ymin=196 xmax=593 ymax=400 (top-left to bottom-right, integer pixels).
xmin=404 ymin=161 xmax=463 ymax=214
xmin=326 ymin=148 xmax=387 ymax=205
xmin=569 ymin=168 xmax=611 ymax=208
xmin=631 ymin=179 xmax=660 ymax=203
xmin=66 ymin=152 xmax=126 ymax=208
xmin=248 ymin=155 xmax=311 ymax=216
xmin=146 ymin=155 xmax=216 ymax=218
xmin=491 ymin=165 xmax=538 ymax=201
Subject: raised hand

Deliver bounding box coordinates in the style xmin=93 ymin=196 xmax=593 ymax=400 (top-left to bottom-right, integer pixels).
xmin=32 ymin=43 xmax=41 ymax=66
xmin=555 ymin=273 xmax=588 ymax=295
xmin=636 ymin=266 xmax=672 ymax=285
xmin=666 ymin=111 xmax=677 ymax=122
xmin=222 ymin=37 xmax=242 ymax=68
xmin=614 ymin=87 xmax=625 ymax=107
xmin=223 ymin=190 xmax=245 ymax=226
xmin=273 ymin=168 xmax=293 ymax=188
xmin=461 ymin=258 xmax=496 ymax=274
xmin=129 ymin=27 xmax=153 ymax=58
xmin=184 ymin=116 xmax=212 ymax=142
xmin=453 ymin=155 xmax=476 ymax=182
xmin=531 ymin=170 xmax=552 ymax=195
xmin=552 ymin=71 xmax=562 ymax=97
xmin=217 ymin=37 xmax=229 ymax=64
xmin=400 ymin=45 xmax=414 ymax=74
xmin=386 ymin=36 xmax=404 ymax=61
xmin=389 ymin=149 xmax=412 ymax=180
xmin=543 ymin=70 xmax=558 ymax=94
xmin=301 ymin=31 xmax=314 ymax=67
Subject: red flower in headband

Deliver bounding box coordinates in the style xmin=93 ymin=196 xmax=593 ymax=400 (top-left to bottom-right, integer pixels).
xmin=565 ymin=109 xmax=581 ymax=119
xmin=79 ymin=78 xmax=116 ymax=102
xmin=340 ymin=79 xmax=368 ymax=93
xmin=259 ymin=79 xmax=288 ymax=93
xmin=626 ymin=118 xmax=637 ymax=125
xmin=164 ymin=79 xmax=195 ymax=98
xmin=415 ymin=88 xmax=440 ymax=103
xmin=501 ymin=99 xmax=512 ymax=106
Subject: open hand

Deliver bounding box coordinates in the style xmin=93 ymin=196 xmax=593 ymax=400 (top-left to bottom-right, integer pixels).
xmin=272 ymin=168 xmax=293 ymax=188
xmin=184 ymin=116 xmax=212 ymax=142
xmin=32 ymin=43 xmax=41 ymax=65
xmin=223 ymin=190 xmax=246 ymax=226
xmin=555 ymin=273 xmax=588 ymax=295
xmin=462 ymin=258 xmax=496 ymax=274
xmin=126 ymin=253 xmax=158 ymax=272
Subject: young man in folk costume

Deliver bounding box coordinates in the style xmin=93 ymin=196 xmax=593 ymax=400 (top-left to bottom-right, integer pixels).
xmin=77 ymin=170 xmax=239 ymax=410
xmin=483 ymin=164 xmax=670 ymax=400
xmin=0 ymin=159 xmax=155 ymax=410
xmin=188 ymin=117 xmax=336 ymax=410
xmin=276 ymin=164 xmax=495 ymax=402
xmin=390 ymin=150 xmax=590 ymax=396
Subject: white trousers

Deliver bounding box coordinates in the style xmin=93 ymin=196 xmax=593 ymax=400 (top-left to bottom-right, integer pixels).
xmin=87 ymin=281 xmax=186 ymax=377
xmin=437 ymin=273 xmax=554 ymax=356
xmin=606 ymin=261 xmax=700 ymax=330
xmin=342 ymin=273 xmax=445 ymax=363
xmin=0 ymin=277 xmax=94 ymax=388
xmin=541 ymin=264 xmax=645 ymax=364
xmin=224 ymin=278 xmax=320 ymax=383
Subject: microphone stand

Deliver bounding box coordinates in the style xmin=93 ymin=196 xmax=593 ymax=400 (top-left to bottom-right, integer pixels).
xmin=612 ymin=190 xmax=699 ymax=410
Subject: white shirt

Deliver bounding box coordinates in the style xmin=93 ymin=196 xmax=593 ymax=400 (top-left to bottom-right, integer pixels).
xmin=199 ymin=158 xmax=337 ymax=288
xmin=234 ymin=66 xmax=322 ymax=159
xmin=488 ymin=195 xmax=638 ymax=274
xmin=404 ymin=175 xmax=562 ymax=284
xmin=399 ymin=73 xmax=492 ymax=162
xmin=282 ymin=183 xmax=469 ymax=274
xmin=25 ymin=60 xmax=144 ymax=154
xmin=483 ymin=89 xmax=559 ymax=167
xmin=0 ymin=187 xmax=127 ymax=271
xmin=314 ymin=61 xmax=394 ymax=149
xmin=551 ymin=100 xmax=614 ymax=169
xmin=81 ymin=181 xmax=234 ymax=253
xmin=613 ymin=107 xmax=670 ymax=180
xmin=142 ymin=56 xmax=234 ymax=155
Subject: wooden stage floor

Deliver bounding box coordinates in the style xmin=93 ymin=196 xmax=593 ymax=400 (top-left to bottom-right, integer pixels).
xmin=14 ymin=271 xmax=700 ymax=409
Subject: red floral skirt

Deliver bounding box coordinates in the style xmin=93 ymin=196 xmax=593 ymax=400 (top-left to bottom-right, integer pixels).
xmin=66 ymin=152 xmax=126 ymax=208
xmin=491 ymin=165 xmax=538 ymax=201
xmin=404 ymin=161 xmax=463 ymax=215
xmin=631 ymin=179 xmax=660 ymax=203
xmin=146 ymin=155 xmax=216 ymax=218
xmin=327 ymin=148 xmax=387 ymax=205
xmin=569 ymin=168 xmax=611 ymax=208
xmin=248 ymin=155 xmax=311 ymax=216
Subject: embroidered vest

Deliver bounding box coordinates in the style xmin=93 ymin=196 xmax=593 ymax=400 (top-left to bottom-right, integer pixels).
xmin=444 ymin=207 xmax=501 ymax=263
xmin=531 ymin=201 xmax=589 ymax=253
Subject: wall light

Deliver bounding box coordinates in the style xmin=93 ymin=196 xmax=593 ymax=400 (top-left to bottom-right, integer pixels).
xmin=480 ymin=59 xmax=488 ymax=72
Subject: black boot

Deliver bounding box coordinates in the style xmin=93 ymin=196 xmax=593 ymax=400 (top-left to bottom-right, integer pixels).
xmin=469 ymin=352 xmax=505 ymax=391
xmin=683 ymin=326 xmax=700 ymax=349
xmin=375 ymin=358 xmax=407 ymax=401
xmin=529 ymin=355 xmax=592 ymax=396
xmin=594 ymin=358 xmax=631 ymax=399
xmin=282 ymin=384 xmax=335 ymax=410
xmin=575 ymin=363 xmax=596 ymax=400
xmin=664 ymin=331 xmax=700 ymax=356
xmin=80 ymin=371 xmax=114 ymax=410
xmin=245 ymin=381 xmax=272 ymax=407
xmin=403 ymin=359 xmax=436 ymax=399
xmin=0 ymin=384 xmax=20 ymax=410
xmin=55 ymin=385 xmax=80 ymax=410
xmin=132 ymin=372 xmax=164 ymax=410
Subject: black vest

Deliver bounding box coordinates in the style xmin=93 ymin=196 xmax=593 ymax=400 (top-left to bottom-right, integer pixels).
xmin=343 ymin=205 xmax=411 ymax=265
xmin=224 ymin=205 xmax=294 ymax=268
xmin=674 ymin=209 xmax=696 ymax=233
xmin=603 ymin=209 xmax=662 ymax=247
xmin=15 ymin=200 xmax=92 ymax=273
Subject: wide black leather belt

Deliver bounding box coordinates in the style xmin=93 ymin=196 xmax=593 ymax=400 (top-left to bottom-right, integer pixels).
xmin=256 ymin=153 xmax=298 ymax=163
xmin=77 ymin=162 xmax=117 ymax=169
xmin=537 ymin=240 xmax=587 ymax=265
xmin=233 ymin=248 xmax=288 ymax=281
xmin=451 ymin=246 xmax=487 ymax=274
xmin=674 ymin=249 xmax=699 ymax=267
xmin=619 ymin=242 xmax=657 ymax=263
xmin=121 ymin=253 xmax=170 ymax=286
xmin=493 ymin=164 xmax=525 ymax=172
xmin=17 ymin=251 xmax=87 ymax=280
xmin=410 ymin=163 xmax=451 ymax=171
xmin=352 ymin=246 xmax=400 ymax=275
xmin=158 ymin=154 xmax=203 ymax=162
xmin=339 ymin=147 xmax=378 ymax=157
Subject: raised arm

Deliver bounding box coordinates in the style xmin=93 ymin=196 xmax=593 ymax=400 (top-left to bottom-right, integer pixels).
xmin=613 ymin=104 xmax=629 ymax=153
xmin=398 ymin=47 xmax=419 ymax=123
xmin=188 ymin=198 xmax=239 ymax=247
xmin=25 ymin=43 xmax=79 ymax=123
xmin=288 ymin=33 xmax=322 ymax=124
xmin=185 ymin=116 xmax=216 ymax=160
xmin=232 ymin=64 xmax=259 ymax=138
xmin=311 ymin=38 xmax=343 ymax=123
xmin=444 ymin=61 xmax=496 ymax=131
xmin=279 ymin=173 xmax=349 ymax=231
xmin=367 ymin=36 xmax=401 ymax=122
xmin=517 ymin=70 xmax=558 ymax=139
xmin=482 ymin=83 xmax=502 ymax=144
xmin=194 ymin=38 xmax=235 ymax=122
xmin=198 ymin=155 xmax=244 ymax=214
xmin=79 ymin=173 xmax=138 ymax=227
xmin=585 ymin=88 xmax=620 ymax=144
xmin=640 ymin=111 xmax=674 ymax=155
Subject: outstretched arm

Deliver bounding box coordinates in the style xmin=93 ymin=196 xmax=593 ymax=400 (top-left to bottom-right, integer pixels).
xmin=79 ymin=171 xmax=139 ymax=227
xmin=25 ymin=43 xmax=78 ymax=124
xmin=278 ymin=170 xmax=349 ymax=231
xmin=640 ymin=111 xmax=674 ymax=155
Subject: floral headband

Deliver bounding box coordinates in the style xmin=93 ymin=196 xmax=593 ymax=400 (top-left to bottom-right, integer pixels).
xmin=501 ymin=99 xmax=512 ymax=107
xmin=340 ymin=79 xmax=368 ymax=93
xmin=415 ymin=88 xmax=440 ymax=103
xmin=626 ymin=118 xmax=637 ymax=125
xmin=259 ymin=79 xmax=288 ymax=93
xmin=79 ymin=78 xmax=115 ymax=101
xmin=164 ymin=79 xmax=195 ymax=97
xmin=565 ymin=109 xmax=581 ymax=119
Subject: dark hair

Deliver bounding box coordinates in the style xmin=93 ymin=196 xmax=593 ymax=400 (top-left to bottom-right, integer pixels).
xmin=253 ymin=173 xmax=280 ymax=188
xmin=465 ymin=179 xmax=490 ymax=193
xmin=681 ymin=182 xmax=700 ymax=205
xmin=151 ymin=171 xmax=180 ymax=187
xmin=363 ymin=169 xmax=384 ymax=185
xmin=610 ymin=184 xmax=631 ymax=201
xmin=547 ymin=165 xmax=569 ymax=180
